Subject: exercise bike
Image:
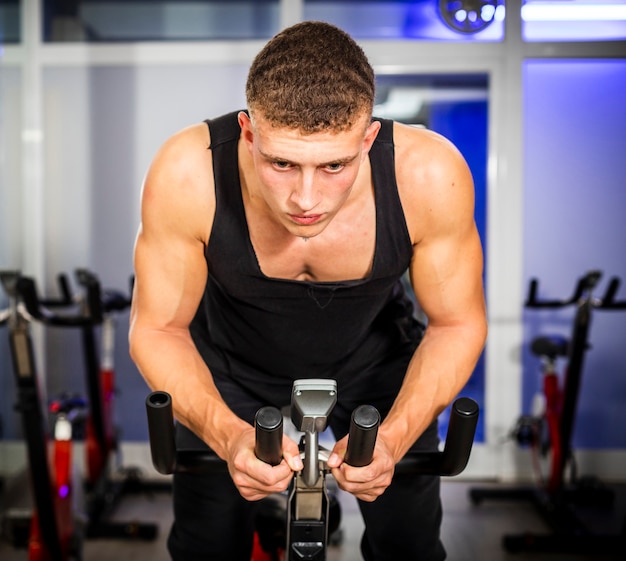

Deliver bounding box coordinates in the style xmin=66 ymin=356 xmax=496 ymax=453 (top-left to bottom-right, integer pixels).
xmin=469 ymin=269 xmax=626 ymax=555
xmin=146 ymin=378 xmax=479 ymax=561
xmin=17 ymin=270 xmax=160 ymax=541
xmin=0 ymin=270 xmax=86 ymax=561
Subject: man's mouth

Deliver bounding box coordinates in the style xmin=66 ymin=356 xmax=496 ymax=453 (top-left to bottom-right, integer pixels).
xmin=289 ymin=214 xmax=323 ymax=226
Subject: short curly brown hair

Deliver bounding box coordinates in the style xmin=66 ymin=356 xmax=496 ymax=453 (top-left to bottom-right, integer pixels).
xmin=246 ymin=21 xmax=375 ymax=133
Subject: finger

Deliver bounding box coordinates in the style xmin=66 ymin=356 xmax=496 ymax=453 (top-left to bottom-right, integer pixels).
xmin=338 ymin=477 xmax=388 ymax=502
xmin=354 ymin=489 xmax=383 ymax=503
xmin=327 ymin=451 xmax=343 ymax=469
xmin=331 ymin=463 xmax=393 ymax=499
xmin=337 ymin=463 xmax=378 ymax=485
xmin=255 ymin=459 xmax=294 ymax=485
xmin=235 ymin=469 xmax=293 ymax=499
xmin=327 ymin=438 xmax=347 ymax=469
xmin=282 ymin=436 xmax=303 ymax=472
xmin=284 ymin=452 xmax=303 ymax=472
xmin=231 ymin=455 xmax=291 ymax=490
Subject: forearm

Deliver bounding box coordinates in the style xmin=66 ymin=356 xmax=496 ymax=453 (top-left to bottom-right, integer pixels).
xmin=129 ymin=325 xmax=249 ymax=460
xmin=378 ymin=319 xmax=487 ymax=463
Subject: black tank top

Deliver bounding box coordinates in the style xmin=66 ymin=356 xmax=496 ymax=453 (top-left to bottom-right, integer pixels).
xmin=190 ymin=111 xmax=422 ymax=402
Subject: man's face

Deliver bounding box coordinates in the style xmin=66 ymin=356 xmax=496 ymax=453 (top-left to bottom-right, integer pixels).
xmin=238 ymin=110 xmax=381 ymax=239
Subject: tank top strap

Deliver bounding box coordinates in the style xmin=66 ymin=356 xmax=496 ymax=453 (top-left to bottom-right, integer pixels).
xmin=373 ymin=116 xmax=393 ymax=144
xmin=204 ymin=112 xmax=249 ymax=266
xmin=204 ymin=111 xmax=242 ymax=149
xmin=369 ymin=117 xmax=413 ymax=274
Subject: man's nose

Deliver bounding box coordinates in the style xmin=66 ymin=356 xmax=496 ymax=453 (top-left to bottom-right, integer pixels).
xmin=290 ymin=171 xmax=320 ymax=211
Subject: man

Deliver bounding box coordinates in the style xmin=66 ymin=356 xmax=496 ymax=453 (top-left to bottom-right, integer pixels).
xmin=130 ymin=20 xmax=487 ymax=561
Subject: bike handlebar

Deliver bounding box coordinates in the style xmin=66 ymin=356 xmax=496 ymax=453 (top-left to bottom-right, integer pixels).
xmin=254 ymin=406 xmax=284 ymax=467
xmin=15 ymin=269 xmax=135 ymax=328
xmin=39 ymin=273 xmax=74 ymax=308
xmin=525 ymin=270 xmax=625 ymax=310
xmin=598 ymin=277 xmax=626 ymax=310
xmin=343 ymin=405 xmax=380 ymax=468
xmin=75 ymin=268 xmax=132 ymax=313
xmin=145 ymin=391 xmax=479 ymax=478
xmin=17 ymin=275 xmax=103 ymax=327
xmin=525 ymin=270 xmax=601 ymax=308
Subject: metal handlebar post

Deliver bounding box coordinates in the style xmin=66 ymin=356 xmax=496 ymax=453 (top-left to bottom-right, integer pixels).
xmin=290 ymin=379 xmax=337 ymax=487
xmin=286 ymin=379 xmax=338 ymax=560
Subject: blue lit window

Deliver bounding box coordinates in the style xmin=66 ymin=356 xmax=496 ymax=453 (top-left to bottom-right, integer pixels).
xmin=522 ymin=0 xmax=626 ymax=41
xmin=374 ymin=73 xmax=489 ymax=443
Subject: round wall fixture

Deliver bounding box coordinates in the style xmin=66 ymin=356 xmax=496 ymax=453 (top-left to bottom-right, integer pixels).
xmin=439 ymin=0 xmax=502 ymax=34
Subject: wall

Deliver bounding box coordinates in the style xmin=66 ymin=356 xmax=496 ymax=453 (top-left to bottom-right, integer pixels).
xmin=522 ymin=59 xmax=626 ymax=449
xmin=0 ymin=66 xmax=22 ymax=449
xmin=41 ymin=63 xmax=249 ymax=439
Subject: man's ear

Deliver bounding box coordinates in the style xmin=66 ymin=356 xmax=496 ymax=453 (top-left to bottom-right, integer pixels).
xmin=238 ymin=111 xmax=254 ymax=145
xmin=361 ymin=119 xmax=382 ymax=157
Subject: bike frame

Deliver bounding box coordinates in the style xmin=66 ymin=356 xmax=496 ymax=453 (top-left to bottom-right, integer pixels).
xmin=469 ymin=269 xmax=626 ymax=555
xmin=525 ymin=271 xmax=626 ymax=494
xmin=16 ymin=270 xmax=159 ymax=542
xmin=1 ymin=271 xmax=81 ymax=561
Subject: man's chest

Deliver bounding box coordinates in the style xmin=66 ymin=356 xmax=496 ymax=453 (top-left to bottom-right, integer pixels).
xmin=247 ymin=204 xmax=377 ymax=283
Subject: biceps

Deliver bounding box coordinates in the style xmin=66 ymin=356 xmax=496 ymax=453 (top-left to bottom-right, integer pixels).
xmin=410 ymin=227 xmax=484 ymax=325
xmin=132 ymin=228 xmax=208 ymax=331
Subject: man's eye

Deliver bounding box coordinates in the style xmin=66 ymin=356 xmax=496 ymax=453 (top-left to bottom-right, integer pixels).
xmin=273 ymin=161 xmax=291 ymax=169
xmin=326 ymin=163 xmax=345 ymax=172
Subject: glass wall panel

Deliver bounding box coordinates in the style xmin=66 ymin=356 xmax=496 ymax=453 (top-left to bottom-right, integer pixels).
xmin=523 ymin=60 xmax=626 ymax=448
xmin=0 ymin=0 xmax=20 ymax=43
xmin=305 ymin=0 xmax=505 ymax=41
xmin=39 ymin=62 xmax=248 ymax=439
xmin=1 ymin=65 xmax=23 ymax=475
xmin=522 ymin=0 xmax=626 ymax=41
xmin=375 ymin=73 xmax=488 ymax=442
xmin=43 ymin=0 xmax=280 ymax=42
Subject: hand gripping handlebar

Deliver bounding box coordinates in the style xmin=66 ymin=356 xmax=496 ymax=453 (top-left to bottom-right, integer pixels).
xmin=145 ymin=388 xmax=479 ymax=477
xmin=145 ymin=382 xmax=478 ymax=561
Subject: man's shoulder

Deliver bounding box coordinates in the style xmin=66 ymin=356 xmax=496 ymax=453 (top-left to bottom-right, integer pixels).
xmin=391 ymin=120 xmax=474 ymax=239
xmin=392 ymin=121 xmax=466 ymax=174
xmin=146 ymin=122 xmax=215 ymax=198
xmin=152 ymin=122 xmax=214 ymax=174
xmin=392 ymin=120 xmax=451 ymax=148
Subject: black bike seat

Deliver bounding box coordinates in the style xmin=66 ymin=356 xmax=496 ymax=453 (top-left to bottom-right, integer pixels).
xmin=530 ymin=335 xmax=569 ymax=359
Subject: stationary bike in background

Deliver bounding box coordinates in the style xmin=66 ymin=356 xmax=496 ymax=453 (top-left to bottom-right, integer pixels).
xmin=0 ymin=271 xmax=87 ymax=560
xmin=72 ymin=270 xmax=132 ymax=488
xmin=18 ymin=270 xmax=160 ymax=541
xmin=469 ymin=270 xmax=626 ymax=555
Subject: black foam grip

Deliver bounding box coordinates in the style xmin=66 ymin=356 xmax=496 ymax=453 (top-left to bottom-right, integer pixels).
xmin=16 ymin=276 xmax=43 ymax=320
xmin=344 ymin=404 xmax=380 ymax=467
xmin=255 ymin=406 xmax=283 ymax=466
xmin=439 ymin=397 xmax=479 ymax=476
xmin=146 ymin=391 xmax=177 ymax=475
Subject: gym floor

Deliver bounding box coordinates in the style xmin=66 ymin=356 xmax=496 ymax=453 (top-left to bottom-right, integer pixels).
xmin=1 ymin=478 xmax=624 ymax=561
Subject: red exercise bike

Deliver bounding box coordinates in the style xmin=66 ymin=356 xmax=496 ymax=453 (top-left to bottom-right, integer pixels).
xmin=18 ymin=269 xmax=161 ymax=541
xmin=1 ymin=271 xmax=87 ymax=561
xmin=470 ymin=269 xmax=626 ymax=555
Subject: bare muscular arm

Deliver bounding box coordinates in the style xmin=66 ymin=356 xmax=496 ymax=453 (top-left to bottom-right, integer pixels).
xmin=329 ymin=124 xmax=487 ymax=500
xmin=381 ymin=124 xmax=487 ymax=456
xmin=129 ymin=124 xmax=301 ymax=499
